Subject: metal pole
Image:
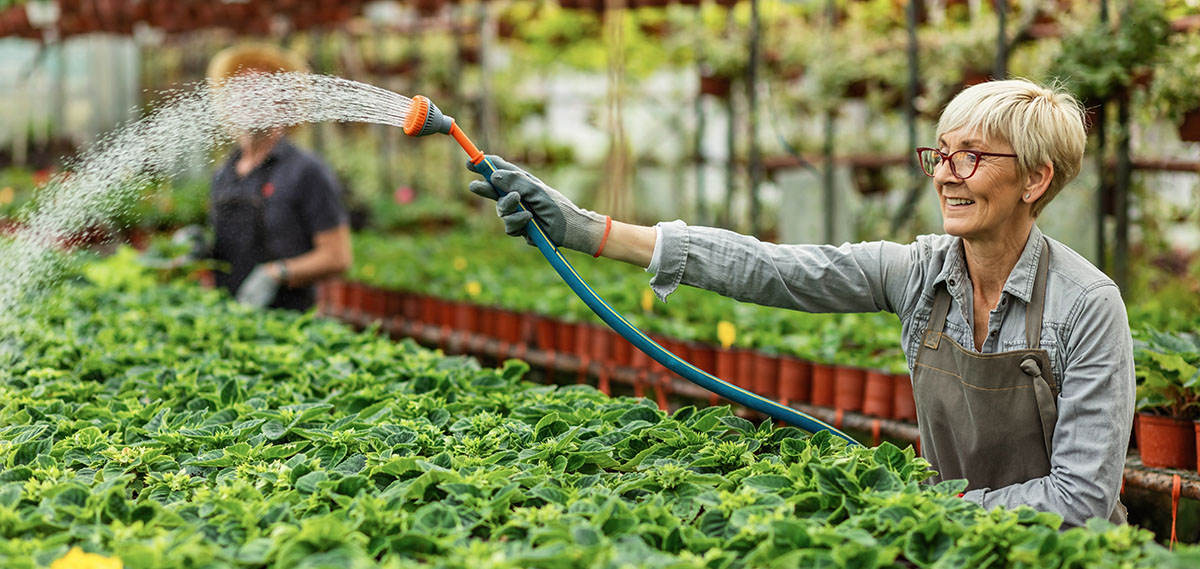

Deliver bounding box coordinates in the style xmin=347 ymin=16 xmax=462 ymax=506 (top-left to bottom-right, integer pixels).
xmin=823 ymin=0 xmax=836 ymax=244
xmin=694 ymin=9 xmax=707 ymax=225
xmin=888 ymin=0 xmax=922 ymax=235
xmin=1114 ymin=95 xmax=1131 ymax=294
xmin=747 ymin=0 xmax=762 ymax=236
xmin=1095 ymin=0 xmax=1109 ymax=272
xmin=993 ymin=0 xmax=1008 ymax=79
xmin=721 ymin=9 xmax=736 ymax=229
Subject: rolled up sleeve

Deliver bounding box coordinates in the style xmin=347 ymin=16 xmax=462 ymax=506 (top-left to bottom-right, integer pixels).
xmin=962 ymin=283 xmax=1135 ymax=527
xmin=647 ymin=220 xmax=918 ymax=315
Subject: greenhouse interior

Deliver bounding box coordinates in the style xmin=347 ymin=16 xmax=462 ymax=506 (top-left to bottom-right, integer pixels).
xmin=5 ymin=0 xmax=1200 ymax=567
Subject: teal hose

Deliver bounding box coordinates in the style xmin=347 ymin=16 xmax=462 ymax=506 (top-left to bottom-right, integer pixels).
xmin=473 ymin=157 xmax=860 ymax=446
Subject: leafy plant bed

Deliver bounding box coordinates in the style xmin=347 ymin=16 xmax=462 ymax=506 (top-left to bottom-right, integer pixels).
xmin=3 ymin=249 xmax=1199 ymax=567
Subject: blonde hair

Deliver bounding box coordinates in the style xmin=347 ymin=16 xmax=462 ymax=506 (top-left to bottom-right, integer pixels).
xmin=936 ymin=79 xmax=1086 ymax=217
xmin=207 ymin=43 xmax=309 ymax=85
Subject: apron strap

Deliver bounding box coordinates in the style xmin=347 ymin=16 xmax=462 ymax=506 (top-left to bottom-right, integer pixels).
xmin=1025 ymin=237 xmax=1051 ymax=349
xmin=923 ymin=285 xmax=953 ymax=350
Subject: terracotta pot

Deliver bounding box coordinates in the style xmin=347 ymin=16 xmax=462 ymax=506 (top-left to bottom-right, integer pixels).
xmin=777 ymin=357 xmax=811 ymax=404
xmin=753 ymin=353 xmax=779 ymax=398
xmin=383 ymin=290 xmax=405 ymax=319
xmin=834 ymin=366 xmax=867 ymax=412
xmin=327 ymin=279 xmax=347 ymax=313
xmin=588 ymin=325 xmax=611 ymax=362
xmin=737 ymin=349 xmax=757 ymax=390
xmin=417 ymin=295 xmax=437 ymax=325
xmin=1179 ymin=109 xmax=1200 ymax=142
xmin=810 ymin=363 xmax=836 ymax=407
xmin=401 ymin=293 xmax=420 ymax=320
xmin=554 ymin=321 xmax=577 ymax=354
xmin=610 ymin=330 xmax=633 ymax=367
xmin=453 ymin=302 xmax=478 ymax=333
xmin=345 ymin=281 xmax=366 ymax=314
xmin=436 ymin=299 xmax=456 ymax=329
xmin=573 ymin=324 xmax=594 ymax=358
xmin=495 ymin=310 xmax=523 ymax=344
xmin=535 ymin=316 xmax=557 ymax=352
xmin=862 ymin=370 xmax=895 ymax=418
xmin=648 ymin=335 xmax=673 ymax=373
xmin=365 ymin=286 xmax=389 ymax=318
xmin=687 ymin=343 xmax=717 ymax=375
xmin=892 ymin=373 xmax=917 ymax=421
xmin=1137 ymin=413 xmax=1196 ymax=470
xmin=699 ymin=74 xmax=732 ymax=99
xmin=716 ymin=349 xmax=739 ymax=386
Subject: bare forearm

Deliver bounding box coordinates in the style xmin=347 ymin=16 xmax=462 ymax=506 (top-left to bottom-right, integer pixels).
xmin=599 ymin=220 xmax=656 ymax=268
xmin=272 ymin=225 xmax=352 ymax=286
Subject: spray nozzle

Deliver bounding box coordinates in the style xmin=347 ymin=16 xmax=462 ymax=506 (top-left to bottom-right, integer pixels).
xmin=403 ymin=95 xmax=454 ymax=137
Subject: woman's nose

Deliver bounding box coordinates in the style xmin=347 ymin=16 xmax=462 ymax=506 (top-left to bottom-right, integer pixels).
xmin=933 ymin=158 xmax=959 ymax=185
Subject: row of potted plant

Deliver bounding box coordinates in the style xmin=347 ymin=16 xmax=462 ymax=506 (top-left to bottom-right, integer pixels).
xmin=1134 ymin=329 xmax=1200 ymax=473
xmin=316 ymin=275 xmax=919 ymax=425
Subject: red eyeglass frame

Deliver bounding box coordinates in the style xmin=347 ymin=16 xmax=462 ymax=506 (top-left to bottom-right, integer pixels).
xmin=915 ymin=147 xmax=1019 ymax=180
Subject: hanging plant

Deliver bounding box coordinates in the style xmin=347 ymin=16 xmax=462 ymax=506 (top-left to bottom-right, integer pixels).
xmin=1148 ymin=34 xmax=1200 ymax=141
xmin=1051 ymin=0 xmax=1167 ymax=104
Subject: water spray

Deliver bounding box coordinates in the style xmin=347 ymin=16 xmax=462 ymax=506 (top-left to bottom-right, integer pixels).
xmin=399 ymin=94 xmax=859 ymax=445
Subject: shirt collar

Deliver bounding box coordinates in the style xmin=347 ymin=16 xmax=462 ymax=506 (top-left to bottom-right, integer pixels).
xmin=932 ymin=224 xmax=1045 ymax=303
xmin=224 ymin=137 xmax=294 ymax=172
xmin=1001 ymin=224 xmax=1045 ymax=303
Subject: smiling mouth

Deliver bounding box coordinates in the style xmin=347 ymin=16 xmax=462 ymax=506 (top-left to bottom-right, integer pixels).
xmin=946 ymin=197 xmax=975 ymax=206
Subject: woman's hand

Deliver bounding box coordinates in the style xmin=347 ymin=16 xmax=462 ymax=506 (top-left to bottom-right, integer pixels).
xmin=466 ymin=155 xmax=608 ymax=255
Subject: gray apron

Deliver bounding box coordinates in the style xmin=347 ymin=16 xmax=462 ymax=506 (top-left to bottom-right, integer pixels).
xmin=912 ymin=239 xmax=1126 ymax=524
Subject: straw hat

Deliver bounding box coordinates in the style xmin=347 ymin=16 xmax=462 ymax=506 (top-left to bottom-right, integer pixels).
xmin=207 ymin=42 xmax=309 ymax=85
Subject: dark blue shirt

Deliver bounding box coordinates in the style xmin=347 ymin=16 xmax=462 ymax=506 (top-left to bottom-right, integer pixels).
xmin=210 ymin=138 xmax=347 ymax=310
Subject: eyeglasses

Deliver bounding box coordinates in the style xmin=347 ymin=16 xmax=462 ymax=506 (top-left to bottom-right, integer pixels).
xmin=915 ymin=147 xmax=1018 ymax=180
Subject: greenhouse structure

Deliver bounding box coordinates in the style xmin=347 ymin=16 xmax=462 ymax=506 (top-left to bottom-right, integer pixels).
xmin=3 ymin=1 xmax=1200 ymax=567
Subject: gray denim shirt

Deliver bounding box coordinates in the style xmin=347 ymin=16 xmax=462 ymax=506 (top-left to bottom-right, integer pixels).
xmin=648 ymin=220 xmax=1134 ymax=528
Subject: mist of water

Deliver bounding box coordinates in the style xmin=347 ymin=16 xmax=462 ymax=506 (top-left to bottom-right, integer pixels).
xmin=0 ymin=73 xmax=415 ymax=315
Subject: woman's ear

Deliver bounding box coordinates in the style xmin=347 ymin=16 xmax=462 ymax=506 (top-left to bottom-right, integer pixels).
xmin=1023 ymin=162 xmax=1054 ymax=203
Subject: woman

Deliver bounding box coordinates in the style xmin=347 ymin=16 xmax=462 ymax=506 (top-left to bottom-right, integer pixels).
xmin=466 ymin=80 xmax=1132 ymax=528
xmin=205 ymin=43 xmax=352 ymax=311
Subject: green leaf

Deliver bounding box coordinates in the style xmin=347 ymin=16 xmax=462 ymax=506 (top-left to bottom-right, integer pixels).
xmin=296 ymin=471 xmax=328 ymax=494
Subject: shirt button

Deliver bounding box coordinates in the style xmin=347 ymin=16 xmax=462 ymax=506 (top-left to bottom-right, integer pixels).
xmin=948 ymin=279 xmax=956 ymax=286
xmin=990 ymin=330 xmax=997 ymax=337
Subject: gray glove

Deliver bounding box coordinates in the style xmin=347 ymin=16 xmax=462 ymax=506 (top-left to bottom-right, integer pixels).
xmin=236 ymin=263 xmax=280 ymax=308
xmin=467 ymin=155 xmax=607 ymax=254
xmin=171 ymin=224 xmax=211 ymax=261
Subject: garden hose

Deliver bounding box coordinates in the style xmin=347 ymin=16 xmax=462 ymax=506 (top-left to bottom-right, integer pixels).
xmin=402 ymin=95 xmax=859 ymax=446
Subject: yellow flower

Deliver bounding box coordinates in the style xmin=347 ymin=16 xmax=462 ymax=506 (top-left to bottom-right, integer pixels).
xmin=51 ymin=547 xmax=123 ymax=569
xmin=0 ymin=186 xmax=13 ymax=205
xmin=362 ymin=264 xmax=377 ymax=278
xmin=717 ymin=321 xmax=736 ymax=349
xmin=641 ymin=289 xmax=654 ymax=313
xmin=453 ymin=256 xmax=468 ymax=271
xmin=465 ymin=280 xmax=482 ymax=298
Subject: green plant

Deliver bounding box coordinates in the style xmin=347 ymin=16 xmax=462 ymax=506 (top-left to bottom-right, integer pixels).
xmin=1147 ymin=33 xmax=1200 ymax=124
xmin=1134 ymin=330 xmax=1200 ymax=419
xmin=1051 ymin=0 xmax=1168 ymax=103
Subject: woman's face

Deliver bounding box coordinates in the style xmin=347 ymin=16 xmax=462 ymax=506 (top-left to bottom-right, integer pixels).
xmin=933 ymin=129 xmax=1027 ymax=243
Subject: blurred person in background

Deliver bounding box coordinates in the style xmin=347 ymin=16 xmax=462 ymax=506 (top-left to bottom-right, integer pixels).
xmin=464 ymin=79 xmax=1131 ymax=528
xmin=199 ymin=42 xmax=351 ymax=310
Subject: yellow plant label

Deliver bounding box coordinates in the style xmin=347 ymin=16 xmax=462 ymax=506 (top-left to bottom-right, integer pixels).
xmin=0 ymin=186 xmax=13 ymax=205
xmin=51 ymin=547 xmax=123 ymax=569
xmin=465 ymin=281 xmax=482 ymax=298
xmin=717 ymin=321 xmax=736 ymax=349
xmin=362 ymin=264 xmax=377 ymax=278
xmin=453 ymin=256 xmax=468 ymax=271
xmin=641 ymin=289 xmax=654 ymax=313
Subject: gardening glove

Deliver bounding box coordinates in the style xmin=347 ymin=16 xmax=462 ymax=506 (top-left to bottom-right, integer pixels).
xmin=171 ymin=224 xmax=211 ymax=263
xmin=236 ymin=263 xmax=281 ymax=308
xmin=466 ymin=155 xmax=608 ymax=255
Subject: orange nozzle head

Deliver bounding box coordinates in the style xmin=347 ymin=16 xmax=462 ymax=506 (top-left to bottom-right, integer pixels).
xmin=402 ymin=95 xmax=453 ymax=137
xmin=403 ymin=95 xmax=430 ymax=137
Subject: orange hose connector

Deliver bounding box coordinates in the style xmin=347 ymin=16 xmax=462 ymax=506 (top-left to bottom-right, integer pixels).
xmin=450 ymin=123 xmax=485 ymax=165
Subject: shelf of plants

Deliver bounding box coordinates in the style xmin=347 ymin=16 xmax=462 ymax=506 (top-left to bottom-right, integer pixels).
xmin=3 ymin=247 xmax=1199 ymax=568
